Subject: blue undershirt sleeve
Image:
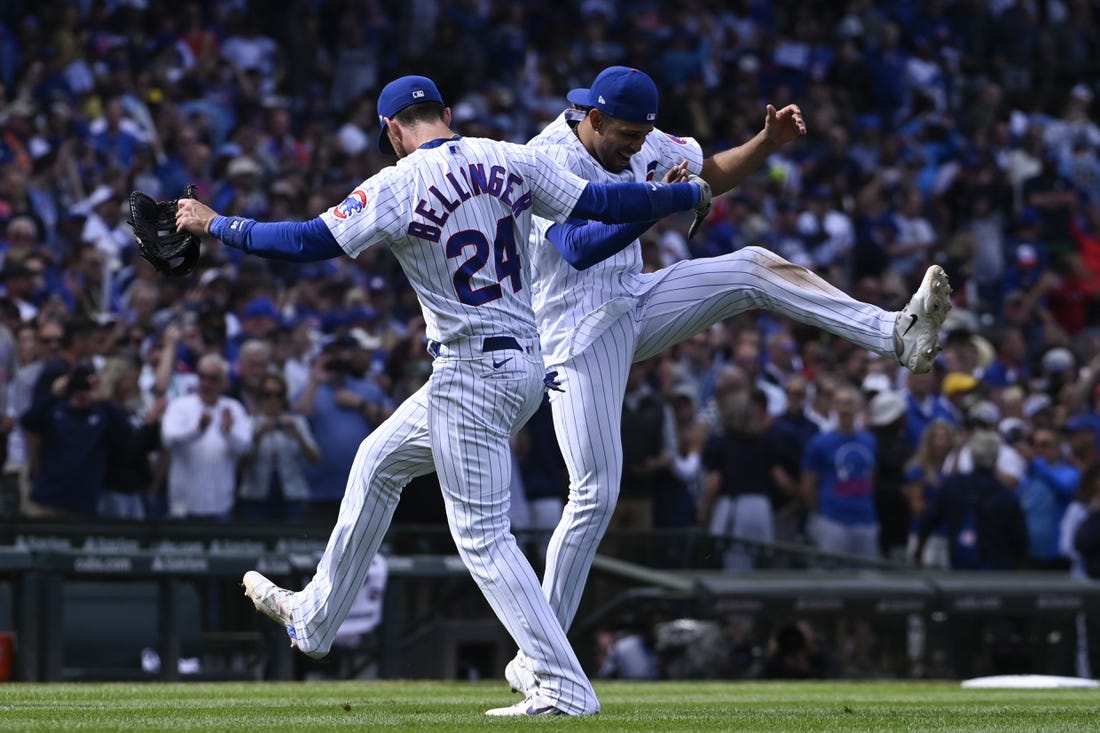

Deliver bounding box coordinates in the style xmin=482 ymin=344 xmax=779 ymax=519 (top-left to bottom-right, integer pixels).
xmin=545 ymin=219 xmax=654 ymax=270
xmin=572 ymin=181 xmax=698 ymax=223
xmin=209 ymin=216 xmax=345 ymax=262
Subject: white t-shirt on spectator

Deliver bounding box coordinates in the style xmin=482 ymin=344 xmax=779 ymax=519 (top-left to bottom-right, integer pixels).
xmin=946 ymin=443 xmax=1026 ymax=484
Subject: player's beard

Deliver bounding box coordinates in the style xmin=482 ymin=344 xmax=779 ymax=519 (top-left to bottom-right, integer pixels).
xmin=599 ymin=148 xmax=632 ymax=173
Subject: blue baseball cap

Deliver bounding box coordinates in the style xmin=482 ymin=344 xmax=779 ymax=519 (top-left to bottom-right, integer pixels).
xmin=242 ymin=296 xmax=280 ymax=321
xmin=376 ymin=75 xmax=445 ymax=155
xmin=567 ymin=66 xmax=658 ymax=125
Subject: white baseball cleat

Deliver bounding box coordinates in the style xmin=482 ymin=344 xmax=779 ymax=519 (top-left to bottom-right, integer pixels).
xmin=242 ymin=570 xmax=293 ymax=626
xmin=242 ymin=570 xmax=324 ymax=658
xmin=505 ymin=655 xmax=538 ymax=696
xmin=894 ymin=264 xmax=952 ymax=374
xmin=485 ymin=694 xmax=566 ymax=717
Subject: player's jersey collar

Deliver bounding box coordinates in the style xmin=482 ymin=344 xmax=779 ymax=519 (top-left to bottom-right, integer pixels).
xmin=419 ymin=135 xmax=462 ymax=150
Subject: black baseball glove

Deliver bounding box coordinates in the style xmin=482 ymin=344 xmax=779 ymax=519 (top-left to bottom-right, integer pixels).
xmin=128 ymin=183 xmax=200 ymax=277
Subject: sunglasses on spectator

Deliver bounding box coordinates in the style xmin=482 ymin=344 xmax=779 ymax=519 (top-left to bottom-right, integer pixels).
xmin=262 ymin=390 xmax=284 ymax=398
xmin=198 ymin=371 xmax=222 ymax=381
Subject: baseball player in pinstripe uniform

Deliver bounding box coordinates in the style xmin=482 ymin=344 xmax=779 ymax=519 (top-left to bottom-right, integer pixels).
xmin=175 ymin=74 xmax=708 ymax=716
xmin=503 ymin=66 xmax=952 ymax=695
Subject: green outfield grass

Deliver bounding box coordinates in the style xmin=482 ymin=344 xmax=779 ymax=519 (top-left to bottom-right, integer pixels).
xmin=1 ymin=680 xmax=1098 ymax=732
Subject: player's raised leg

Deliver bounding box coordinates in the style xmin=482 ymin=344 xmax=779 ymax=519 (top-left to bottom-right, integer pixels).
xmin=633 ymin=246 xmax=950 ymax=373
xmin=243 ymin=383 xmax=434 ymax=658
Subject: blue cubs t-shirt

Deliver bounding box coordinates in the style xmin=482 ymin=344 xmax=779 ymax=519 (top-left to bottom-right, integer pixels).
xmin=803 ymin=429 xmax=878 ymax=526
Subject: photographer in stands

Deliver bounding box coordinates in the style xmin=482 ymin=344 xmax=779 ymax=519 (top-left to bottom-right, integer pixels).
xmin=20 ymin=362 xmax=130 ymax=519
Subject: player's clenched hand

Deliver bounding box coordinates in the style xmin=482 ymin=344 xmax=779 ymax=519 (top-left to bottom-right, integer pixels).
xmin=176 ymin=198 xmax=218 ymax=236
xmin=764 ymin=103 xmax=807 ymax=147
xmin=663 ymin=160 xmax=689 ymax=184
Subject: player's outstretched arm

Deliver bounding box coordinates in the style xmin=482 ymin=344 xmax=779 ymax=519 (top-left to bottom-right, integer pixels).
xmin=176 ymin=199 xmax=344 ymax=262
xmin=700 ymin=103 xmax=806 ymax=196
xmin=572 ymin=179 xmax=706 ymax=224
xmin=541 ymin=177 xmax=708 ymax=268
xmin=545 ymin=219 xmax=654 ymax=270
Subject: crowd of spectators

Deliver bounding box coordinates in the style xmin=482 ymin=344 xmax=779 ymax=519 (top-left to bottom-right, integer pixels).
xmin=2 ymin=0 xmax=1100 ymax=584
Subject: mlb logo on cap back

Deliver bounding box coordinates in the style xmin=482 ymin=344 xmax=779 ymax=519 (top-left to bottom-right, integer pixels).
xmin=376 ymin=75 xmax=445 ymax=155
xmin=567 ymin=66 xmax=658 ymax=125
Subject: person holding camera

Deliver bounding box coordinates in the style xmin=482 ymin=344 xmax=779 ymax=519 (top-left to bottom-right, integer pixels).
xmin=20 ymin=362 xmax=130 ymax=518
xmin=238 ymin=373 xmax=320 ymax=523
xmin=293 ymin=337 xmax=392 ymax=524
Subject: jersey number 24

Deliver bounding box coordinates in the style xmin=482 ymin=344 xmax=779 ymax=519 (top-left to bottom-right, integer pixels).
xmin=447 ymin=215 xmax=522 ymax=306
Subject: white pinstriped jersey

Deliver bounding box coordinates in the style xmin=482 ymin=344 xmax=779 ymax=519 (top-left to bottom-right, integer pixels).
xmin=320 ymin=137 xmax=588 ymax=345
xmin=527 ymin=111 xmax=705 ymax=364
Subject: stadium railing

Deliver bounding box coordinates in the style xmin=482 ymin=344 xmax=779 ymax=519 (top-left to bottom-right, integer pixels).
xmin=1 ymin=520 xmax=1098 ymax=681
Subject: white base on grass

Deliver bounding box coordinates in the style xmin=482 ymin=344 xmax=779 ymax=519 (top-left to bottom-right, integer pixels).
xmin=961 ymin=675 xmax=1099 ymax=689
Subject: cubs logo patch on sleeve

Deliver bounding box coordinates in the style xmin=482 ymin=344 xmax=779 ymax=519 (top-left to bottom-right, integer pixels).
xmin=334 ymin=189 xmax=368 ymax=220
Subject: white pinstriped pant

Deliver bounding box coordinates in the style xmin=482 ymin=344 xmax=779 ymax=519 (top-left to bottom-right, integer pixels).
xmin=541 ymin=246 xmax=899 ymax=632
xmin=284 ymin=345 xmax=599 ymax=715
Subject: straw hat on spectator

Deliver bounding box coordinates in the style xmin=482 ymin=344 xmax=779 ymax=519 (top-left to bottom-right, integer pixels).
xmin=227 ymin=156 xmax=262 ymax=179
xmin=861 ymin=372 xmax=891 ymax=397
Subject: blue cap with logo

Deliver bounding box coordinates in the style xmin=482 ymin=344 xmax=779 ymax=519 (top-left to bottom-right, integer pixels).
xmin=567 ymin=66 xmax=658 ymax=125
xmin=376 ymin=75 xmax=445 ymax=155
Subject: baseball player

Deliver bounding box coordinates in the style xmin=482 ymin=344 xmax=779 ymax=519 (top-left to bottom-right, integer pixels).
xmin=502 ymin=66 xmax=953 ymax=695
xmin=175 ymin=74 xmax=708 ymax=717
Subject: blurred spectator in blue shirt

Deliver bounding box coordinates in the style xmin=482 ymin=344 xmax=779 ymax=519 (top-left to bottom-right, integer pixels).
xmin=865 ymin=21 xmax=909 ymax=127
xmin=981 ymin=326 xmax=1029 ymax=391
xmin=89 ymin=97 xmax=141 ymax=173
xmin=294 ymin=337 xmax=392 ymax=524
xmin=802 ymin=384 xmax=879 ymax=559
xmin=1017 ymin=426 xmax=1078 ymax=570
xmin=905 ymin=369 xmax=959 ymax=448
xmin=210 ymin=155 xmax=267 ymax=218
